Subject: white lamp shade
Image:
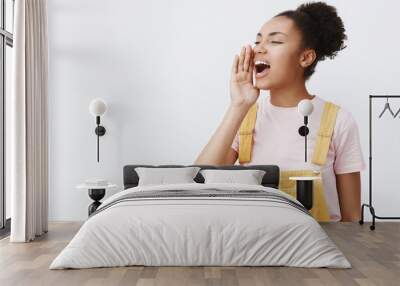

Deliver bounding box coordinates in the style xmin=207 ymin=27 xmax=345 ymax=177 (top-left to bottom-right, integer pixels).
xmin=297 ymin=99 xmax=314 ymax=116
xmin=89 ymin=98 xmax=107 ymax=116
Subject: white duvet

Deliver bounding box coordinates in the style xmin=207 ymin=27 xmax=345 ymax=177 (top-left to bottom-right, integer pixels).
xmin=50 ymin=183 xmax=351 ymax=269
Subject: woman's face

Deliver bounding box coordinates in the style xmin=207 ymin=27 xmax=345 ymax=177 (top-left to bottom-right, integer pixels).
xmin=253 ymin=16 xmax=313 ymax=90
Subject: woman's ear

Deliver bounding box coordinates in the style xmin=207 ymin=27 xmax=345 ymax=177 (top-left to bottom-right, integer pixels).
xmin=299 ymin=49 xmax=317 ymax=68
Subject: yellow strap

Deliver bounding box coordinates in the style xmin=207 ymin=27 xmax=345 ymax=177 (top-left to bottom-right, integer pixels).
xmin=238 ymin=103 xmax=258 ymax=164
xmin=311 ymin=102 xmax=340 ymax=166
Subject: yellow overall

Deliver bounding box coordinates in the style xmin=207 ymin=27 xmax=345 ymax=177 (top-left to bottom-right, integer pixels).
xmin=238 ymin=101 xmax=340 ymax=222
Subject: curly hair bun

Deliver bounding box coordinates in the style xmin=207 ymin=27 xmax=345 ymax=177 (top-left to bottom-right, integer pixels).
xmin=296 ymin=1 xmax=347 ymax=61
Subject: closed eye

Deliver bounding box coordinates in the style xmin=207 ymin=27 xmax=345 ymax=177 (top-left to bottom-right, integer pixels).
xmin=253 ymin=41 xmax=283 ymax=45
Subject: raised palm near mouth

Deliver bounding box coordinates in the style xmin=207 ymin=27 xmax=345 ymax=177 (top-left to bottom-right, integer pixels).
xmin=230 ymin=45 xmax=260 ymax=108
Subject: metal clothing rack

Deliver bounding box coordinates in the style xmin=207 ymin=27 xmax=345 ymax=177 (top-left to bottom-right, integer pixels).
xmin=360 ymin=95 xmax=400 ymax=230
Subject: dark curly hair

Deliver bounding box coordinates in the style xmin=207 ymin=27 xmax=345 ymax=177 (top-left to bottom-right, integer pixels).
xmin=275 ymin=1 xmax=347 ymax=81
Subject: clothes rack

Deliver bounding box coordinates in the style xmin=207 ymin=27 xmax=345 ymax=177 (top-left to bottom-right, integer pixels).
xmin=360 ymin=95 xmax=400 ymax=230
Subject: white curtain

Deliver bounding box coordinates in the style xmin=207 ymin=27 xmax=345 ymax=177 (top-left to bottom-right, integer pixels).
xmin=9 ymin=0 xmax=48 ymax=242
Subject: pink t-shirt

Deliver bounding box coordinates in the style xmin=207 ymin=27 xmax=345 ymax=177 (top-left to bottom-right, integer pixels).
xmin=231 ymin=95 xmax=366 ymax=221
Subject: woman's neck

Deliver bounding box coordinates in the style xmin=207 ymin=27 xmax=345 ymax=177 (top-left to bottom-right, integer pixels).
xmin=269 ymin=82 xmax=314 ymax=107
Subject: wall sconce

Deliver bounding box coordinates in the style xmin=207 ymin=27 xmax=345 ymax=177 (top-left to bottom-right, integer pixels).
xmin=297 ymin=99 xmax=314 ymax=162
xmin=89 ymin=98 xmax=107 ymax=162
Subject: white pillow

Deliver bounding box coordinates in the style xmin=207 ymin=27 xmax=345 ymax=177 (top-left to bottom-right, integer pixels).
xmin=200 ymin=169 xmax=266 ymax=185
xmin=135 ymin=167 xmax=201 ymax=186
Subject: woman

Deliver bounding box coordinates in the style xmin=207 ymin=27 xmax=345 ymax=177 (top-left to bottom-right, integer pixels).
xmin=195 ymin=2 xmax=365 ymax=222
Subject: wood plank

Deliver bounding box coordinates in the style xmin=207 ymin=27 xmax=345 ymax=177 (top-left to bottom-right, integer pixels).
xmin=0 ymin=222 xmax=399 ymax=286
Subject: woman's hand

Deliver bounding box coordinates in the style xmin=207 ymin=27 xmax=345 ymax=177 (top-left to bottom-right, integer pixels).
xmin=230 ymin=45 xmax=260 ymax=108
xmin=195 ymin=45 xmax=259 ymax=166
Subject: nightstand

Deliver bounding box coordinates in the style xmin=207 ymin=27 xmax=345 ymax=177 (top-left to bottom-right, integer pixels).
xmin=289 ymin=176 xmax=320 ymax=210
xmin=76 ymin=183 xmax=118 ymax=216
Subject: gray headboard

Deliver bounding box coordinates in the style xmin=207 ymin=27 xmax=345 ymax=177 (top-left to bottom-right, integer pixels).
xmin=123 ymin=164 xmax=280 ymax=190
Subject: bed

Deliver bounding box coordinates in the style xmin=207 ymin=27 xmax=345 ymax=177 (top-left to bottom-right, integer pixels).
xmin=49 ymin=164 xmax=351 ymax=269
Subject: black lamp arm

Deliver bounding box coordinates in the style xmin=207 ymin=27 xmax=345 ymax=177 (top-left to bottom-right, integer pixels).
xmin=94 ymin=116 xmax=106 ymax=162
xmin=298 ymin=115 xmax=309 ymax=162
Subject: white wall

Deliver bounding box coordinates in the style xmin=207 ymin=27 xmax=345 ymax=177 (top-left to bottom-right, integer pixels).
xmin=48 ymin=0 xmax=400 ymax=221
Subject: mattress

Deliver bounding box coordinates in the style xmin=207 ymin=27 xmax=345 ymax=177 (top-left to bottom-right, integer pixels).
xmin=49 ymin=183 xmax=351 ymax=269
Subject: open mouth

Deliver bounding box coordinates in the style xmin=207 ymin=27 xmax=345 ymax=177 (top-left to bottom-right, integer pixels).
xmin=254 ymin=60 xmax=270 ymax=78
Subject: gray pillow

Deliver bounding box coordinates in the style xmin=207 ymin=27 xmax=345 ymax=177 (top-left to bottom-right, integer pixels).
xmin=135 ymin=167 xmax=201 ymax=186
xmin=200 ymin=169 xmax=266 ymax=185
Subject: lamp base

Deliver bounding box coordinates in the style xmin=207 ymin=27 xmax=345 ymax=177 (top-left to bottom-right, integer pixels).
xmin=88 ymin=188 xmax=106 ymax=216
xmin=296 ymin=180 xmax=313 ymax=210
xmin=95 ymin=125 xmax=106 ymax=136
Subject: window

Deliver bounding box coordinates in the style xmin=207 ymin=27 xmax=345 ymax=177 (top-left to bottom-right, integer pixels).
xmin=0 ymin=0 xmax=14 ymax=235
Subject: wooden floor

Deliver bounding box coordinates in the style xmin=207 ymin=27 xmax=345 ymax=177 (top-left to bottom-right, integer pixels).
xmin=0 ymin=222 xmax=399 ymax=286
